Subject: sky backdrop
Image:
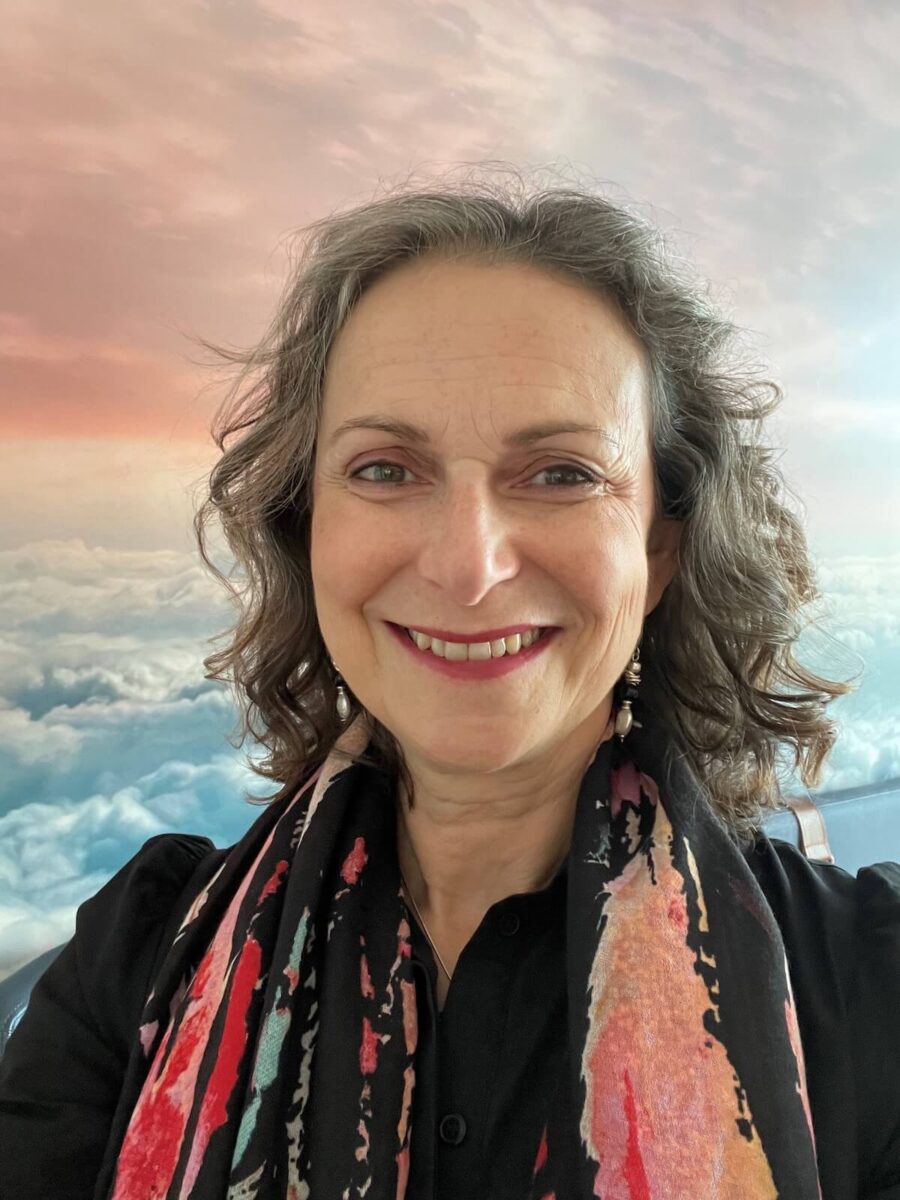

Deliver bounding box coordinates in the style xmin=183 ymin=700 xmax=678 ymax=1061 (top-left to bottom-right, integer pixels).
xmin=1 ymin=0 xmax=899 ymax=977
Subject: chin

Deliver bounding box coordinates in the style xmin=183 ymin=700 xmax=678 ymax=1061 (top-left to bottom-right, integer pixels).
xmin=396 ymin=717 xmax=545 ymax=765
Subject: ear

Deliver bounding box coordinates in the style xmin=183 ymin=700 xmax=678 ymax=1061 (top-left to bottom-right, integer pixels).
xmin=645 ymin=516 xmax=683 ymax=617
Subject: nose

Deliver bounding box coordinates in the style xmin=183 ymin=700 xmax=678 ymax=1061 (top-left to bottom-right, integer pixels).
xmin=414 ymin=474 xmax=521 ymax=607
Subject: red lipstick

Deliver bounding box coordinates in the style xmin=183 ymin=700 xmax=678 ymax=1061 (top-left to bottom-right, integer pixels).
xmin=384 ymin=621 xmax=559 ymax=681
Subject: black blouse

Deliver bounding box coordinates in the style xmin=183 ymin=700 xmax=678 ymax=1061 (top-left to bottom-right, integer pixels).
xmin=1 ymin=831 xmax=899 ymax=1200
xmin=405 ymin=859 xmax=570 ymax=1200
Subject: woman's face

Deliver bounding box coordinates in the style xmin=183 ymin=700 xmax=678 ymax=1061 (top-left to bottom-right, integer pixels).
xmin=311 ymin=257 xmax=681 ymax=774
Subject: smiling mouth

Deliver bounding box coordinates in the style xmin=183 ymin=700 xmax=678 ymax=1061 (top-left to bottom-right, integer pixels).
xmin=391 ymin=622 xmax=552 ymax=661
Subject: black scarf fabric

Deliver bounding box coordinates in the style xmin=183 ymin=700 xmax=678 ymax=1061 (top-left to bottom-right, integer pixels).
xmin=107 ymin=710 xmax=823 ymax=1198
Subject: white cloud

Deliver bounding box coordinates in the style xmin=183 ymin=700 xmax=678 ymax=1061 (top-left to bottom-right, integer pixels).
xmin=0 ymin=538 xmax=284 ymax=977
xmin=0 ymin=539 xmax=227 ymax=632
xmin=0 ymin=754 xmax=270 ymax=979
xmin=0 ymin=698 xmax=84 ymax=766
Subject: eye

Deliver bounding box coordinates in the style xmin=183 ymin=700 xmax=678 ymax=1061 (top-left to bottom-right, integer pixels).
xmin=530 ymin=463 xmax=600 ymax=488
xmin=351 ymin=461 xmax=414 ymax=485
xmin=350 ymin=460 xmax=602 ymax=487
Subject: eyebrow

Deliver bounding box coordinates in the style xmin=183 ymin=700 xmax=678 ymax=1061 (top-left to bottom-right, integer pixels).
xmin=328 ymin=415 xmax=622 ymax=450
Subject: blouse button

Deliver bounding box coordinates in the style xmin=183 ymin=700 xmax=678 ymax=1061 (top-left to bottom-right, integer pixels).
xmin=439 ymin=1113 xmax=467 ymax=1145
xmin=499 ymin=911 xmax=521 ymax=936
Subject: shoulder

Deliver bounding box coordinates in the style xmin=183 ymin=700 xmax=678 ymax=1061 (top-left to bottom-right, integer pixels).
xmin=746 ymin=834 xmax=900 ymax=1191
xmin=74 ymin=832 xmax=223 ymax=949
xmin=0 ymin=835 xmax=227 ymax=1198
xmin=744 ymin=833 xmax=862 ymax=998
xmin=78 ymin=832 xmax=222 ymax=924
xmin=72 ymin=833 xmax=227 ymax=1059
xmin=745 ymin=831 xmax=900 ymax=996
xmin=845 ymin=858 xmax=900 ymax=1190
xmin=744 ymin=834 xmax=859 ymax=937
xmin=744 ymin=832 xmax=900 ymax=965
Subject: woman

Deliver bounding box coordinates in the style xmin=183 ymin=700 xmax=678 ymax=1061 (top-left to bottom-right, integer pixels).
xmin=1 ymin=170 xmax=897 ymax=1200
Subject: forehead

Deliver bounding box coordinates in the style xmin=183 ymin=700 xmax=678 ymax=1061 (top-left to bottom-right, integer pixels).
xmin=321 ymin=258 xmax=649 ymax=433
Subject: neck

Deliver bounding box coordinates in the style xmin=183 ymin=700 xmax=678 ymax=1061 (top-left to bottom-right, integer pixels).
xmin=395 ymin=705 xmax=615 ymax=933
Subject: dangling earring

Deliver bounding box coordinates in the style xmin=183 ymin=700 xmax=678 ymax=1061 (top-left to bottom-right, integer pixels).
xmin=330 ymin=659 xmax=351 ymax=722
xmin=614 ymin=644 xmax=642 ymax=742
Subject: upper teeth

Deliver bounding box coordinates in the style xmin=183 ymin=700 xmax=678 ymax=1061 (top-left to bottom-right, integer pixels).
xmin=406 ymin=627 xmax=544 ymax=660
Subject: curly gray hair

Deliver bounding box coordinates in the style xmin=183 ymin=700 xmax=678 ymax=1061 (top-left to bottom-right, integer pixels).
xmin=193 ymin=164 xmax=858 ymax=848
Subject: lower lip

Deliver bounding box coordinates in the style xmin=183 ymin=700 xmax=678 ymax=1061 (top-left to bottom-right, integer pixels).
xmin=385 ymin=622 xmax=559 ymax=680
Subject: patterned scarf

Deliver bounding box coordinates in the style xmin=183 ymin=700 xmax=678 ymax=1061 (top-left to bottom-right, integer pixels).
xmin=107 ymin=709 xmax=823 ymax=1198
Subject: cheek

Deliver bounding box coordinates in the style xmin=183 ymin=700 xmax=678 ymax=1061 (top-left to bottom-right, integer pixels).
xmin=310 ymin=499 xmax=398 ymax=615
xmin=553 ymin=528 xmax=647 ymax=611
xmin=309 ymin=503 xmax=354 ymax=623
xmin=309 ymin=510 xmax=332 ymax=599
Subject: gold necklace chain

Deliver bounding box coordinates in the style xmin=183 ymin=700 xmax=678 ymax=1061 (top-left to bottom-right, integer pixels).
xmin=399 ymin=867 xmax=453 ymax=982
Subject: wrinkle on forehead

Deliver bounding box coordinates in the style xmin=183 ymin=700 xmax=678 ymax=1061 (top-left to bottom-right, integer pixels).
xmin=322 ymin=260 xmax=652 ymax=447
